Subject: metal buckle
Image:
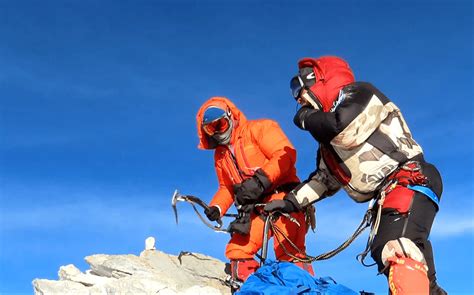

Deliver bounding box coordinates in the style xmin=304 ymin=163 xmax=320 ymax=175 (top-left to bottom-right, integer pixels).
xmin=400 ymin=160 xmax=421 ymax=172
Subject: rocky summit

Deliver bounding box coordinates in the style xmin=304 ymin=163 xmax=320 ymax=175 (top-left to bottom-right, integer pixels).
xmin=32 ymin=237 xmax=232 ymax=294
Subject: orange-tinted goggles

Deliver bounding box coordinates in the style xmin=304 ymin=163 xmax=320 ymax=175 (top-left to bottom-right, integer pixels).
xmin=202 ymin=116 xmax=230 ymax=136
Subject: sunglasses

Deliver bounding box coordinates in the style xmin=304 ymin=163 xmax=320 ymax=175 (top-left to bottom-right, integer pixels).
xmin=202 ymin=116 xmax=231 ymax=136
xmin=290 ymin=75 xmax=305 ymax=99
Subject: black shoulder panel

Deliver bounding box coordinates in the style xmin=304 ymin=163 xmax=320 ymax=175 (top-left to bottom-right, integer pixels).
xmin=335 ymin=82 xmax=375 ymax=130
xmin=303 ymin=82 xmax=392 ymax=144
xmin=305 ymin=111 xmax=338 ymax=143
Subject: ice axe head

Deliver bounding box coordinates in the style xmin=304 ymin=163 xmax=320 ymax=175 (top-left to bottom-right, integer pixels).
xmin=170 ymin=190 xmax=228 ymax=233
xmin=171 ymin=189 xmax=185 ymax=224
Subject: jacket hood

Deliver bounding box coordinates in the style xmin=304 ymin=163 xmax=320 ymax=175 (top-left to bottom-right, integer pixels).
xmin=196 ymin=96 xmax=247 ymax=149
xmin=298 ymin=56 xmax=355 ymax=112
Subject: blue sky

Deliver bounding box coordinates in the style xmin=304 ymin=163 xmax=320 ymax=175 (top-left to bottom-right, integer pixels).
xmin=1 ymin=0 xmax=473 ymax=294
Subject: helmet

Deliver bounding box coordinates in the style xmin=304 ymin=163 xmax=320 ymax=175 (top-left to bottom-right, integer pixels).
xmin=202 ymin=106 xmax=233 ymax=145
xmin=290 ymin=56 xmax=355 ymax=112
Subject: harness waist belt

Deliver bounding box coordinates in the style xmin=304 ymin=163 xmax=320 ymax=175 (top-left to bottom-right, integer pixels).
xmin=407 ymin=185 xmax=440 ymax=209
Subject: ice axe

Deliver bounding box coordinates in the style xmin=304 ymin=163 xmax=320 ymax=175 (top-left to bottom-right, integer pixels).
xmin=171 ymin=189 xmax=237 ymax=233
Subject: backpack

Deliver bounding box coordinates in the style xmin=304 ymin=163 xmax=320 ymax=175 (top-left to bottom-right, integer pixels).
xmin=237 ymin=260 xmax=358 ymax=295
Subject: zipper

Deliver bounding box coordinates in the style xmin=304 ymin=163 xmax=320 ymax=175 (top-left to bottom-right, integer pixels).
xmin=237 ymin=140 xmax=259 ymax=176
xmin=224 ymin=145 xmax=244 ymax=183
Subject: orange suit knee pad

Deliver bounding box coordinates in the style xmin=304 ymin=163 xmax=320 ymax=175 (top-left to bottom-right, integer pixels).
xmin=230 ymin=258 xmax=260 ymax=282
xmin=387 ymin=256 xmax=429 ymax=294
xmin=382 ymin=238 xmax=429 ymax=294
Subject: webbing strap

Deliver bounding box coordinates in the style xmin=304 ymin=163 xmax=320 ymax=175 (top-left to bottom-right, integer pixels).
xmin=366 ymin=129 xmax=409 ymax=163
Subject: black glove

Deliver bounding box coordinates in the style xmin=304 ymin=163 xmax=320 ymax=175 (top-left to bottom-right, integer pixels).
xmin=234 ymin=169 xmax=271 ymax=206
xmin=263 ymin=193 xmax=300 ymax=214
xmin=228 ymin=204 xmax=253 ymax=235
xmin=293 ymin=106 xmax=316 ymax=130
xmin=204 ymin=206 xmax=220 ymax=221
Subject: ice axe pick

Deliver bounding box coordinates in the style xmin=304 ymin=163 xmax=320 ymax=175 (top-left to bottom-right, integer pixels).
xmin=171 ymin=189 xmax=230 ymax=233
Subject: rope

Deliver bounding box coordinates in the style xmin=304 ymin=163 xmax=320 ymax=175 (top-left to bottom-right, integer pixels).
xmin=356 ymin=180 xmax=398 ymax=267
xmin=187 ymin=201 xmax=230 ymax=233
xmin=266 ymin=210 xmax=373 ymax=263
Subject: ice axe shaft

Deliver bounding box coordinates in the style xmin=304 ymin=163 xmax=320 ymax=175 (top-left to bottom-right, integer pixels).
xmin=171 ymin=189 xmax=213 ymax=224
xmin=260 ymin=214 xmax=272 ymax=266
xmin=171 ymin=189 xmax=232 ymax=233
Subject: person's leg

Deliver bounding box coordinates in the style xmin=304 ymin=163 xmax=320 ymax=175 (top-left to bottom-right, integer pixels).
xmin=404 ymin=191 xmax=446 ymax=295
xmin=416 ymin=161 xmax=447 ymax=294
xmin=225 ymin=213 xmax=264 ymax=283
xmin=272 ymin=210 xmax=314 ymax=275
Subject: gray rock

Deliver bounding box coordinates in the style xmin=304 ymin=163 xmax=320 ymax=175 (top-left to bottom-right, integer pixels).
xmin=32 ymin=237 xmax=231 ymax=294
xmin=33 ymin=279 xmax=106 ymax=295
xmin=58 ymin=264 xmax=113 ymax=286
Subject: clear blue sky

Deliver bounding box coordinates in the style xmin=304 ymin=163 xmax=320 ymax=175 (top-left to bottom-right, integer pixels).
xmin=1 ymin=0 xmax=473 ymax=294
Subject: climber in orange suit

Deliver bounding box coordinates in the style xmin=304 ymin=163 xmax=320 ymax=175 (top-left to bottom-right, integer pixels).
xmin=196 ymin=96 xmax=314 ymax=284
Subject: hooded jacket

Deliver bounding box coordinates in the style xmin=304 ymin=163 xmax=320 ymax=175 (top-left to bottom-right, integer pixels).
xmin=291 ymin=82 xmax=425 ymax=207
xmin=197 ymin=97 xmax=300 ymax=215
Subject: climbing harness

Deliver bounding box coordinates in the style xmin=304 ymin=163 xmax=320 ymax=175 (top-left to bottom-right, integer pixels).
xmin=357 ymin=160 xmax=438 ymax=267
xmin=263 ymin=179 xmax=402 ymax=265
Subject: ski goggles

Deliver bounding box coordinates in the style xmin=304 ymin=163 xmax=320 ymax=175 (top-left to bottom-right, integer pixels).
xmin=202 ymin=107 xmax=231 ymax=136
xmin=290 ymin=75 xmax=305 ymax=99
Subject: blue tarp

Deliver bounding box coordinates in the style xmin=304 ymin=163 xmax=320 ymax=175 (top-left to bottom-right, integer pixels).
xmin=237 ymin=260 xmax=358 ymax=295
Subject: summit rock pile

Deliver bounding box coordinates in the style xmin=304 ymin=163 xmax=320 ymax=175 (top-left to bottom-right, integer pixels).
xmin=32 ymin=237 xmax=231 ymax=294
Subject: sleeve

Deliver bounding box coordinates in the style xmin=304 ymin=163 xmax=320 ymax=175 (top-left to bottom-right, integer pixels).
xmin=251 ymin=120 xmax=297 ymax=185
xmin=290 ymin=156 xmax=342 ymax=208
xmin=208 ymin=156 xmax=235 ymax=216
xmin=303 ymin=82 xmax=391 ymax=147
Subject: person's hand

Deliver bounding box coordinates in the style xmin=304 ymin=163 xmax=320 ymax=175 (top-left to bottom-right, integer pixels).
xmin=263 ymin=199 xmax=297 ymax=214
xmin=204 ymin=206 xmax=220 ymax=221
xmin=293 ymin=106 xmax=315 ymax=130
xmin=264 ymin=192 xmax=301 ymax=214
xmin=234 ymin=177 xmax=264 ymax=206
xmin=234 ymin=169 xmax=271 ymax=206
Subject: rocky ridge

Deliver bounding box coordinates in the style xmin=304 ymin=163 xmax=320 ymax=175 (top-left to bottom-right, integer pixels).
xmin=33 ymin=237 xmax=231 ymax=294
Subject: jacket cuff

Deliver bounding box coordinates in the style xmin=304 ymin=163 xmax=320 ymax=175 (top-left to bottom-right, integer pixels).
xmin=291 ymin=181 xmax=326 ymax=208
xmin=214 ymin=205 xmax=222 ymax=216
xmin=284 ymin=191 xmax=303 ymax=211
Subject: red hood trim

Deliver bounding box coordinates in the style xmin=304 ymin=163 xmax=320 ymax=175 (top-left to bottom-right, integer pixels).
xmin=298 ymin=56 xmax=355 ymax=112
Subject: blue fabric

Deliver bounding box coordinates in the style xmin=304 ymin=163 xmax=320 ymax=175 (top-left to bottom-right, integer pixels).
xmin=236 ymin=260 xmax=358 ymax=295
xmin=407 ymin=185 xmax=440 ymax=208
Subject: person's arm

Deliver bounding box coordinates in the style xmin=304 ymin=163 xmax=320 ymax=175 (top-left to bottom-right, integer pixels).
xmin=264 ymin=158 xmax=341 ymax=213
xmin=209 ymin=157 xmax=234 ymax=215
xmin=286 ymin=158 xmax=341 ymax=209
xmin=295 ymin=82 xmax=392 ymax=147
xmin=252 ymin=120 xmax=297 ymax=186
xmin=233 ymin=120 xmax=297 ymax=206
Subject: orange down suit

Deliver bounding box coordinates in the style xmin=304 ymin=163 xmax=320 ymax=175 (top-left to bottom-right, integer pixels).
xmin=197 ymin=96 xmax=308 ymax=261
